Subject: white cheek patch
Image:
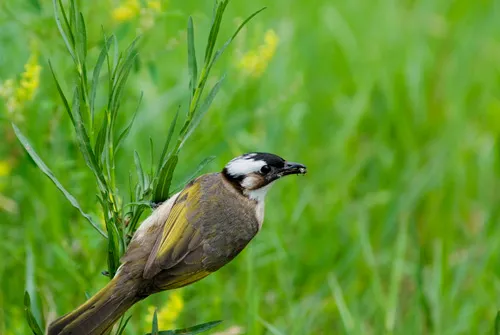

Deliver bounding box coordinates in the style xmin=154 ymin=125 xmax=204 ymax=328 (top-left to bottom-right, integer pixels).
xmin=241 ymin=175 xmax=260 ymax=189
xmin=226 ymin=157 xmax=266 ymax=177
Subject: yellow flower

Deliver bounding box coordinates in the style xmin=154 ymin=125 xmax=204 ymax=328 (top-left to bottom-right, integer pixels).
xmin=147 ymin=0 xmax=162 ymax=12
xmin=112 ymin=0 xmax=140 ymax=22
xmin=144 ymin=291 xmax=184 ymax=331
xmin=238 ymin=29 xmax=279 ymax=77
xmin=16 ymin=54 xmax=42 ymax=102
xmin=0 ymin=52 xmax=41 ymax=120
xmin=0 ymin=161 xmax=11 ymax=177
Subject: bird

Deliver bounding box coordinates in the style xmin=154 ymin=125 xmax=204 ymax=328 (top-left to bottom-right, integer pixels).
xmin=48 ymin=152 xmax=307 ymax=335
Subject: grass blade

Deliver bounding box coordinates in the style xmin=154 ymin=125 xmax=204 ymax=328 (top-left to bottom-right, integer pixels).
xmin=105 ymin=214 xmax=121 ymax=276
xmin=153 ymin=154 xmax=178 ymax=202
xmin=78 ymin=12 xmax=87 ymax=60
xmin=116 ymin=315 xmax=133 ymax=335
xmin=151 ymin=308 xmax=159 ymax=335
xmin=145 ymin=320 xmax=223 ymax=335
xmin=157 ymin=107 xmax=180 ymax=174
xmin=180 ymin=75 xmax=225 ymax=147
xmin=12 ymin=124 xmax=107 ymax=238
xmin=71 ymin=88 xmax=108 ymax=192
xmin=48 ymin=61 xmax=74 ymax=126
xmin=385 ymin=215 xmax=409 ymax=331
xmin=328 ymin=273 xmax=354 ymax=332
xmin=134 ymin=150 xmax=145 ymax=191
xmin=24 ymin=292 xmax=43 ymax=335
xmin=209 ymin=7 xmax=266 ymax=71
xmin=203 ymin=0 xmax=228 ymax=63
xmin=187 ymin=16 xmax=198 ymax=98
xmin=94 ymin=112 xmax=108 ymax=165
xmin=115 ymin=91 xmax=142 ymax=152
xmin=53 ymin=0 xmax=76 ymax=62
xmin=90 ymin=35 xmax=114 ymax=120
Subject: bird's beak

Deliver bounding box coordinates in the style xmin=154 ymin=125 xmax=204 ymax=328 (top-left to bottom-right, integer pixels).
xmin=280 ymin=161 xmax=307 ymax=176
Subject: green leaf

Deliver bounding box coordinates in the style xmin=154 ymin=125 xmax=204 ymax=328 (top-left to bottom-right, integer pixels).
xmin=153 ymin=154 xmax=178 ymax=202
xmin=90 ymin=35 xmax=114 ymax=120
xmin=12 ymin=124 xmax=107 ymax=238
xmin=68 ymin=0 xmax=75 ymax=30
xmin=71 ymin=89 xmax=108 ymax=193
xmin=204 ymin=0 xmax=228 ymax=63
xmin=115 ymin=91 xmax=143 ymax=152
xmin=180 ymin=75 xmax=225 ymax=148
xmin=77 ymin=11 xmax=88 ymax=61
xmin=53 ymin=0 xmax=76 ymax=62
xmin=116 ymin=314 xmax=132 ymax=335
xmin=110 ymin=36 xmax=140 ymax=117
xmin=134 ymin=150 xmax=145 ymax=191
xmin=149 ymin=137 xmax=155 ymax=177
xmin=104 ymin=211 xmax=121 ymax=277
xmin=145 ymin=320 xmax=223 ymax=335
xmin=48 ymin=61 xmax=74 ymax=126
xmin=209 ymin=7 xmax=267 ymax=71
xmin=151 ymin=308 xmax=159 ymax=335
xmin=23 ymin=292 xmax=43 ymax=335
xmin=156 ymin=107 xmax=180 ymax=174
xmin=187 ymin=16 xmax=198 ymax=99
xmin=74 ymin=89 xmax=106 ymax=182
xmin=94 ymin=112 xmax=109 ymax=165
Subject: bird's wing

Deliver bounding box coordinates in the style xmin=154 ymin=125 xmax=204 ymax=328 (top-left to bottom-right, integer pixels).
xmin=143 ymin=179 xmax=206 ymax=280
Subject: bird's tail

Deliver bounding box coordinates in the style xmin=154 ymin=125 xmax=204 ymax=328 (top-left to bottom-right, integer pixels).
xmin=48 ymin=271 xmax=142 ymax=335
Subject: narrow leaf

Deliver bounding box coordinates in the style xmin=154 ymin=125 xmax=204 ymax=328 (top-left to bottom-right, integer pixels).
xmin=151 ymin=308 xmax=159 ymax=335
xmin=134 ymin=151 xmax=145 ymax=191
xmin=110 ymin=49 xmax=138 ymax=118
xmin=48 ymin=61 xmax=74 ymax=126
xmin=90 ymin=35 xmax=114 ymax=120
xmin=209 ymin=7 xmax=267 ymax=71
xmin=12 ymin=124 xmax=107 ymax=238
xmin=105 ymin=213 xmax=121 ymax=277
xmin=53 ymin=0 xmax=76 ymax=61
xmin=24 ymin=292 xmax=43 ymax=335
xmin=204 ymin=0 xmax=228 ymax=63
xmin=157 ymin=107 xmax=180 ymax=174
xmin=94 ymin=113 xmax=109 ymax=165
xmin=180 ymin=75 xmax=225 ymax=148
xmin=115 ymin=92 xmax=143 ymax=152
xmin=116 ymin=315 xmax=133 ymax=335
xmin=78 ymin=12 xmax=88 ymax=60
xmin=153 ymin=154 xmax=178 ymax=202
xmin=71 ymin=88 xmax=108 ymax=193
xmin=187 ymin=16 xmax=198 ymax=98
xmin=149 ymin=137 xmax=154 ymax=177
xmin=145 ymin=320 xmax=223 ymax=335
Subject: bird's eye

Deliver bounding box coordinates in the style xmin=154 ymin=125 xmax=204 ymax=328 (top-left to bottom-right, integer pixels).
xmin=260 ymin=165 xmax=271 ymax=174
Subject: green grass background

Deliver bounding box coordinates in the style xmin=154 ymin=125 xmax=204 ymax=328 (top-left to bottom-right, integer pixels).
xmin=2 ymin=0 xmax=500 ymax=334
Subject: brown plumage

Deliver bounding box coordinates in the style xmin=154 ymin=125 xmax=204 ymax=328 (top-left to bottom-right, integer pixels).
xmin=48 ymin=152 xmax=306 ymax=335
xmin=48 ymin=173 xmax=259 ymax=335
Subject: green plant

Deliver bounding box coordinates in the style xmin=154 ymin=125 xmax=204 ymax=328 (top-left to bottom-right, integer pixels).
xmin=14 ymin=0 xmax=264 ymax=333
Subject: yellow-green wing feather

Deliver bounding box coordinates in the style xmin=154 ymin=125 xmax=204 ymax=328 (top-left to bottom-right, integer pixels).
xmin=143 ymin=180 xmax=204 ymax=280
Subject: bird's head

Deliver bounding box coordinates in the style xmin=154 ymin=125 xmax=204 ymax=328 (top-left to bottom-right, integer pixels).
xmin=222 ymin=152 xmax=307 ymax=201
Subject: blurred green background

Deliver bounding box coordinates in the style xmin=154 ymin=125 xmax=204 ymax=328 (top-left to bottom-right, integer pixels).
xmin=2 ymin=0 xmax=500 ymax=334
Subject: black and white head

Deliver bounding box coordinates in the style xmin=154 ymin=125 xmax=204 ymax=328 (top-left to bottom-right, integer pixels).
xmin=222 ymin=152 xmax=307 ymax=202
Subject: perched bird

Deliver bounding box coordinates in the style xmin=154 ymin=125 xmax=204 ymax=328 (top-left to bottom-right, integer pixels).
xmin=48 ymin=152 xmax=307 ymax=335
